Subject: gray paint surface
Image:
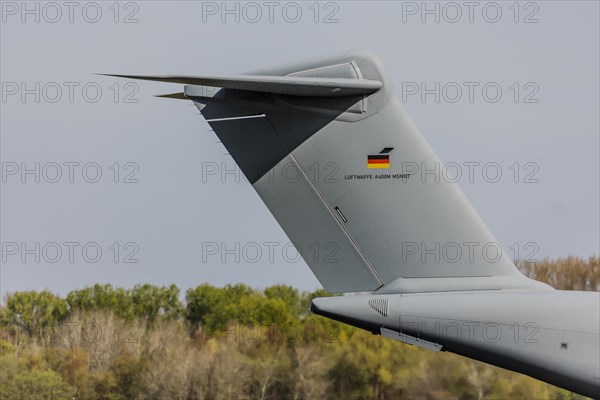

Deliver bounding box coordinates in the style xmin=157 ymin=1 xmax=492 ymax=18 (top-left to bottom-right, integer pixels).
xmin=312 ymin=290 xmax=600 ymax=398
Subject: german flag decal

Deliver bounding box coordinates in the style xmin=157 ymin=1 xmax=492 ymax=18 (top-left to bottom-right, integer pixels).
xmin=367 ymin=148 xmax=394 ymax=169
xmin=367 ymin=155 xmax=390 ymax=169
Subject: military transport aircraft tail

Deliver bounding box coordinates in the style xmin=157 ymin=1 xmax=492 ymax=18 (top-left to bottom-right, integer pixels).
xmin=104 ymin=51 xmax=547 ymax=294
xmin=105 ymin=51 xmax=599 ymax=398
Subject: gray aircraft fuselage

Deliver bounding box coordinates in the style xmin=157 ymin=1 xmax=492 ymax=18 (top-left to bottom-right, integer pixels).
xmin=312 ymin=290 xmax=600 ymax=398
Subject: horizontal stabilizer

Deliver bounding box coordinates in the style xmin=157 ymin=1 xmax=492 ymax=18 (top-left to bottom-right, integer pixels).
xmin=155 ymin=92 xmax=187 ymax=100
xmin=98 ymin=73 xmax=381 ymax=97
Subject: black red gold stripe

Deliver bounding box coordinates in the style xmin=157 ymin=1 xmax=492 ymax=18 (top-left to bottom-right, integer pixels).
xmin=368 ymin=154 xmax=390 ymax=169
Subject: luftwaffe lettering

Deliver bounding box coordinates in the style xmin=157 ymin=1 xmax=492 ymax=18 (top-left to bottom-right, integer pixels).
xmin=344 ymin=173 xmax=411 ymax=181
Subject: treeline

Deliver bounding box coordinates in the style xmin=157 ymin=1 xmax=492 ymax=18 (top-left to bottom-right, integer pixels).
xmin=0 ymin=256 xmax=597 ymax=400
xmin=516 ymin=256 xmax=599 ymax=291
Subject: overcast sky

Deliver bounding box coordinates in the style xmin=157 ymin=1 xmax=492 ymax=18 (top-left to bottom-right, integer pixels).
xmin=1 ymin=1 xmax=598 ymax=296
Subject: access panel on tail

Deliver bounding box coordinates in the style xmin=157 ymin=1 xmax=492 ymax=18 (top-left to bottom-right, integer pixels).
xmin=105 ymin=51 xmax=547 ymax=294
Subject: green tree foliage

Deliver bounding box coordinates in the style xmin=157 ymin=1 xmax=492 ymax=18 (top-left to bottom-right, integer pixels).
xmin=0 ymin=368 xmax=76 ymax=400
xmin=0 ymin=256 xmax=596 ymax=399
xmin=264 ymin=285 xmax=302 ymax=314
xmin=66 ymin=283 xmax=183 ymax=322
xmin=130 ymin=283 xmax=182 ymax=323
xmin=2 ymin=290 xmax=67 ymax=338
xmin=185 ymin=283 xmax=231 ymax=330
xmin=66 ymin=284 xmax=135 ymax=320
